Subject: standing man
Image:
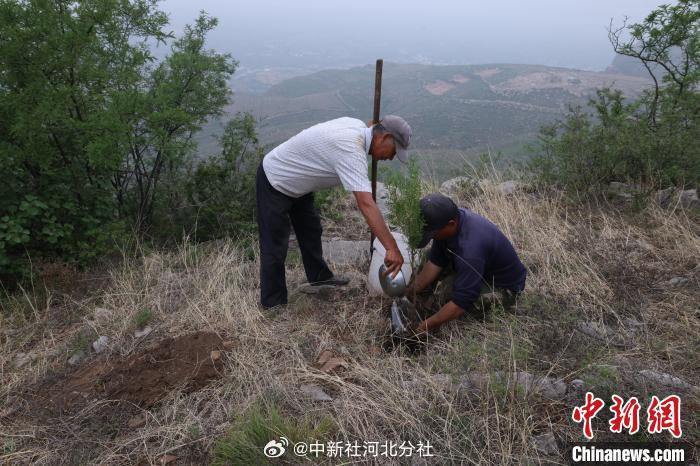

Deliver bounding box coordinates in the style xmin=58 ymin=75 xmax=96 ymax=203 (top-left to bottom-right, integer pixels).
xmin=256 ymin=116 xmax=413 ymax=309
xmin=405 ymin=193 xmax=527 ymax=333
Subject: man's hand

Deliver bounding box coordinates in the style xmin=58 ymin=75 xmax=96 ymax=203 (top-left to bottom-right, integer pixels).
xmin=383 ymin=247 xmax=404 ymax=278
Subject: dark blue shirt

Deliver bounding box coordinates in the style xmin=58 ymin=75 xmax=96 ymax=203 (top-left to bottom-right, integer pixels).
xmin=429 ymin=208 xmax=527 ymax=311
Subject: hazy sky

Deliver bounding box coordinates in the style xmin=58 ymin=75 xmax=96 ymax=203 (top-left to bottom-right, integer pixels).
xmin=159 ymin=0 xmax=668 ymax=71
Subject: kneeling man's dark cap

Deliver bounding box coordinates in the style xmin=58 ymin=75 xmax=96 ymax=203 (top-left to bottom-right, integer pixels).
xmin=417 ymin=193 xmax=459 ymax=248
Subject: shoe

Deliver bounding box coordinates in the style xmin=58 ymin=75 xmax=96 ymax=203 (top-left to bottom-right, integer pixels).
xmin=311 ymin=276 xmax=350 ymax=287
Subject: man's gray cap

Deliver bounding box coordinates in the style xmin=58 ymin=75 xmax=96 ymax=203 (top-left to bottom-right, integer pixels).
xmin=381 ymin=115 xmax=412 ymax=163
xmin=417 ymin=193 xmax=459 ymax=248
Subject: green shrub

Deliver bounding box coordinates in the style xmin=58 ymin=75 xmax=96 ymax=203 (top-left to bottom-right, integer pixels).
xmin=212 ymin=402 xmax=335 ymax=466
xmin=0 ymin=1 xmax=236 ymax=283
xmin=530 ymin=0 xmax=700 ymax=193
xmin=153 ymin=113 xmax=264 ymax=243
xmin=384 ymin=158 xmax=425 ymax=267
xmin=133 ymin=309 xmax=153 ymax=329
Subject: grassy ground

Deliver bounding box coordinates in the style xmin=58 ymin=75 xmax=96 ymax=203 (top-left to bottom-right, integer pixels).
xmin=1 ymin=177 xmax=698 ymax=465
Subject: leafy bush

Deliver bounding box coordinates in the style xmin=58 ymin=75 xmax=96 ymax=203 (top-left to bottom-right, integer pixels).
xmin=530 ymin=0 xmax=700 ymax=192
xmin=152 ymin=113 xmax=264 ymax=242
xmin=0 ymin=1 xmax=236 ymax=283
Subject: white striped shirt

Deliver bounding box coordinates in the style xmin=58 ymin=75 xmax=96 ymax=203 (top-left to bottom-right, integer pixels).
xmin=262 ymin=117 xmax=372 ymax=198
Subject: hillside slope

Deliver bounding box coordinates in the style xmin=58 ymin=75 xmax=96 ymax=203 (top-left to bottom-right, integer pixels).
xmin=2 ymin=179 xmax=698 ymax=464
xmin=221 ymin=63 xmax=651 ymax=155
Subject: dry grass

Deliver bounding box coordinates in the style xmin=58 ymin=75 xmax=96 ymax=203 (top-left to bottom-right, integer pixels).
xmin=1 ymin=178 xmax=698 ymax=465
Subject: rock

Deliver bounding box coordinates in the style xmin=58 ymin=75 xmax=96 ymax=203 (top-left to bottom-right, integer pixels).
xmin=655 ymin=187 xmax=675 ymax=208
xmin=535 ymin=377 xmax=568 ymax=400
xmin=638 ymin=370 xmax=693 ymax=391
xmin=402 ymin=374 xmax=454 ymax=393
xmin=575 ymin=321 xmax=623 ymax=345
xmin=679 ymin=189 xmax=699 ymax=209
xmin=668 ymin=277 xmax=689 ymax=286
xmin=128 ymin=413 xmax=148 ymax=428
xmin=533 ymin=432 xmax=558 ymax=456
xmin=68 ymin=351 xmax=85 ymax=366
xmin=495 ymin=180 xmax=521 ymax=195
xmin=426 ymin=374 xmax=454 ymax=392
xmin=607 ymin=181 xmax=640 ymax=199
xmin=134 ymin=326 xmax=153 ymax=338
xmin=93 ymin=307 xmax=113 ymax=321
xmin=457 ymin=372 xmax=490 ymax=391
xmin=300 ymin=384 xmax=333 ymax=401
xmin=570 ymin=379 xmax=585 ymax=391
xmin=222 ymin=340 xmax=237 ymax=350
xmin=210 ymin=350 xmax=222 ymax=361
xmin=322 ymin=240 xmax=370 ymax=267
xmin=92 ymin=336 xmax=110 ymax=354
xmin=0 ymin=406 xmax=18 ymax=419
xmin=576 ymin=321 xmax=610 ymax=339
xmin=439 ymin=176 xmax=471 ymax=197
xmin=455 ymin=371 xmax=567 ymax=399
xmin=159 ymin=455 xmax=177 ymax=464
xmin=511 ymin=371 xmax=567 ymax=400
xmin=13 ymin=352 xmax=35 ymax=369
xmin=375 ymin=182 xmax=391 ymax=216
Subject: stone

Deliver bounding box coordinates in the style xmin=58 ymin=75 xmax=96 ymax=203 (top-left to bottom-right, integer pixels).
xmin=607 ymin=181 xmax=642 ymax=200
xmin=68 ymin=351 xmax=85 ymax=366
xmin=222 ymin=340 xmax=237 ymax=350
xmin=13 ymin=352 xmax=35 ymax=369
xmin=534 ymin=376 xmax=568 ymax=400
xmin=128 ymin=413 xmax=148 ymax=428
xmin=455 ymin=371 xmax=567 ymax=399
xmin=159 ymin=455 xmax=177 ymax=464
xmin=300 ymin=384 xmax=333 ymax=401
xmin=575 ymin=321 xmax=623 ymax=345
xmin=533 ymin=432 xmax=558 ymax=456
xmin=92 ymin=336 xmax=110 ymax=354
xmin=512 ymin=371 xmax=567 ymax=400
xmin=495 ymin=180 xmax=521 ymax=195
xmin=575 ymin=321 xmax=609 ymax=339
xmin=93 ymin=307 xmax=113 ymax=321
xmin=439 ymin=176 xmax=471 ymax=197
xmin=668 ymin=277 xmax=689 ymax=286
xmin=457 ymin=372 xmax=489 ymax=391
xmin=458 ymin=371 xmax=567 ymax=399
xmin=679 ymin=189 xmax=699 ymax=209
xmin=638 ymin=370 xmax=693 ymax=391
xmin=322 ymin=240 xmax=370 ymax=267
xmin=210 ymin=350 xmax=222 ymax=361
xmin=375 ymin=182 xmax=391 ymax=216
xmin=655 ymin=187 xmax=675 ymax=208
xmin=570 ymin=379 xmax=585 ymax=391
xmin=134 ymin=326 xmax=153 ymax=338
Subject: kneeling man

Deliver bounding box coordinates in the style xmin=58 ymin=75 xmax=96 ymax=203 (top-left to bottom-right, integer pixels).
xmin=406 ymin=193 xmax=527 ymax=334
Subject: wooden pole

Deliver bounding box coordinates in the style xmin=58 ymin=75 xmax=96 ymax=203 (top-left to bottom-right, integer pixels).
xmin=370 ymin=59 xmax=383 ymax=256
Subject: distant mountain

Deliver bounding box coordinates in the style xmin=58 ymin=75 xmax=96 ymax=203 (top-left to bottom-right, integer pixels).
xmin=200 ymin=63 xmax=651 ymax=179
xmin=606 ymin=54 xmax=650 ymax=77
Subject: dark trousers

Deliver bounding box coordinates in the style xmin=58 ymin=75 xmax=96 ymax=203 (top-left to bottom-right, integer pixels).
xmin=256 ymin=164 xmax=333 ymax=308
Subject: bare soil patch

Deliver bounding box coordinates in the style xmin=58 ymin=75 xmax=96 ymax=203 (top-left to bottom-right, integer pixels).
xmin=27 ymin=331 xmax=225 ymax=417
xmin=424 ymin=80 xmax=456 ymax=96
